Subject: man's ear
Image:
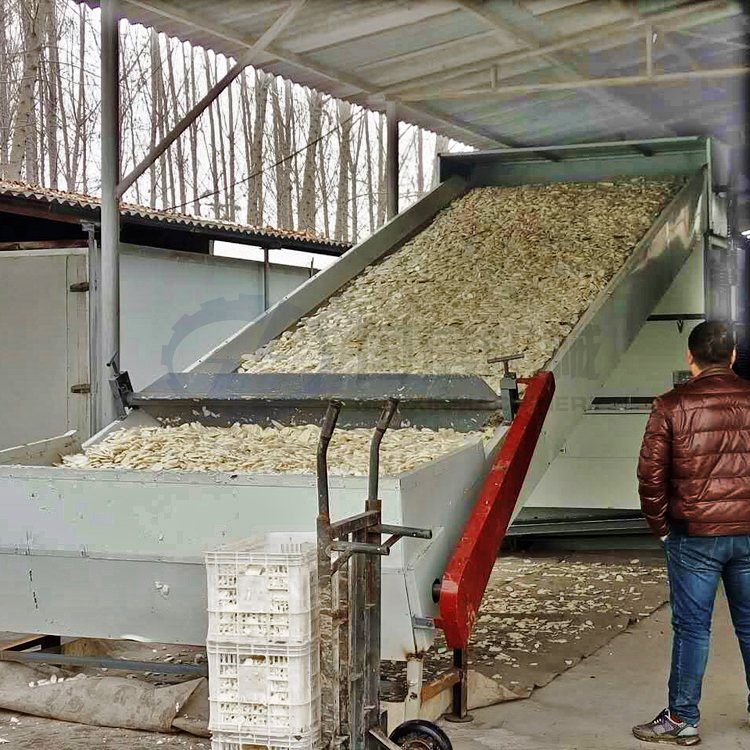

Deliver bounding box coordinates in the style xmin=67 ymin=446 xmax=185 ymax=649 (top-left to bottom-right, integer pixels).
xmin=687 ymin=350 xmax=694 ymax=367
xmin=732 ymin=348 xmax=738 ymax=366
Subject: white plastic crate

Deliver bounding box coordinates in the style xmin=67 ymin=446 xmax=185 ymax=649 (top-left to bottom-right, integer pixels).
xmin=205 ymin=533 xmax=318 ymax=645
xmin=207 ymin=640 xmax=321 ymax=739
xmin=209 ymin=609 xmax=319 ymax=644
xmin=210 ymin=732 xmax=320 ymax=750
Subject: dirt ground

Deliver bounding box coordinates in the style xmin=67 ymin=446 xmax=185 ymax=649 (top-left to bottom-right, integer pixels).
xmin=383 ymin=549 xmax=669 ymax=700
xmin=0 ymin=711 xmax=210 ymax=750
xmin=0 ymin=550 xmax=668 ymax=749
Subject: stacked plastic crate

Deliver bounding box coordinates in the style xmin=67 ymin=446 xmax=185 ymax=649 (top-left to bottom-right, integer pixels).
xmin=205 ymin=533 xmax=320 ymax=750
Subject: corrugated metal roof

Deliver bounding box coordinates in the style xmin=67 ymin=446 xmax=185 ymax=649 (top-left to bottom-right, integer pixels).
xmin=0 ymin=180 xmax=351 ymax=253
xmin=83 ymin=0 xmax=745 ymax=150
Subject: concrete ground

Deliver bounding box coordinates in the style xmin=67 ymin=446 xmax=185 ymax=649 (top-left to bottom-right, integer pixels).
xmin=445 ymin=588 xmax=750 ymax=749
xmin=2 ymin=557 xmax=748 ymax=749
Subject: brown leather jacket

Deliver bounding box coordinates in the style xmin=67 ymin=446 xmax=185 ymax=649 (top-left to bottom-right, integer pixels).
xmin=638 ymin=364 xmax=750 ymax=537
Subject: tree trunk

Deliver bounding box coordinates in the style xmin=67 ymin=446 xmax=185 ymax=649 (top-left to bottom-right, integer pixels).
xmin=271 ymin=77 xmax=293 ymax=229
xmin=376 ymin=114 xmax=386 ymax=227
xmin=188 ymin=46 xmax=200 ymax=215
xmin=8 ymin=0 xmax=52 ymax=181
xmin=227 ymin=63 xmax=236 ymax=222
xmin=364 ymin=114 xmax=374 ymax=235
xmin=334 ymin=100 xmax=351 ymax=242
xmin=203 ymin=50 xmax=220 ymax=217
xmin=162 ymin=69 xmax=176 ymax=209
xmin=216 ymin=57 xmax=229 ymax=219
xmin=318 ymin=124 xmax=330 ymax=238
xmin=58 ymin=4 xmax=76 ymax=190
xmin=271 ymin=79 xmax=283 ymax=227
xmin=248 ymin=70 xmax=270 ymax=225
xmin=288 ymin=83 xmax=299 ymax=227
xmin=416 ymin=127 xmax=424 ymax=198
xmin=240 ymin=69 xmax=253 ymax=224
xmin=122 ymin=62 xmax=141 ymax=204
xmin=350 ymin=115 xmax=364 ymax=243
xmin=155 ymin=38 xmax=169 ymax=208
xmin=166 ymin=41 xmax=187 ymax=212
xmin=0 ymin=2 xmax=9 ymax=175
xmin=46 ymin=0 xmax=59 ymax=189
xmin=29 ymin=71 xmax=41 ymax=185
xmin=283 ymin=80 xmax=294 ymax=227
xmin=149 ymin=29 xmax=159 ymax=207
xmin=71 ymin=4 xmax=87 ymax=191
xmin=298 ymin=89 xmax=323 ymax=233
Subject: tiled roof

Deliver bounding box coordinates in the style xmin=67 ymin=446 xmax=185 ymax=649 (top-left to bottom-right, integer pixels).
xmin=0 ymin=180 xmax=351 ymax=253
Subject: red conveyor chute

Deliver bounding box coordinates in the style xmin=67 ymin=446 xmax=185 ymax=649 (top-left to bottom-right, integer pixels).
xmin=436 ymin=371 xmax=555 ymax=649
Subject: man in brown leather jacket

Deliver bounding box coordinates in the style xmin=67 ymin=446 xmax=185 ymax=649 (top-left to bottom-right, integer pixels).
xmin=632 ymin=321 xmax=750 ymax=745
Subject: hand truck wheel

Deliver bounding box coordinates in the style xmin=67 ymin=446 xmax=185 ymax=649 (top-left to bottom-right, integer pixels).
xmin=389 ymin=719 xmax=453 ymax=750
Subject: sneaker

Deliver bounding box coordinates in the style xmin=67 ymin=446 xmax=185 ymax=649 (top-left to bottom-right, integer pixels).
xmin=632 ymin=709 xmax=701 ymax=745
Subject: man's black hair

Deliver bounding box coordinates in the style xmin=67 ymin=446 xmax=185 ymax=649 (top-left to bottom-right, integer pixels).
xmin=688 ymin=321 xmax=734 ymax=368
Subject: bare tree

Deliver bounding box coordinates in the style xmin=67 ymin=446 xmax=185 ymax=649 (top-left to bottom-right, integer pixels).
xmin=364 ymin=113 xmax=375 ymax=234
xmin=8 ymin=0 xmax=52 ymax=181
xmin=376 ymin=114 xmax=387 ymax=227
xmin=45 ymin=0 xmax=60 ymax=189
xmin=166 ymin=40 xmax=187 ymax=212
xmin=350 ymin=114 xmax=364 ymax=242
xmin=226 ymin=61 xmax=236 ymax=222
xmin=240 ymin=68 xmax=253 ymax=220
xmin=155 ymin=37 xmax=169 ymax=207
xmin=56 ymin=6 xmax=73 ymax=189
xmin=0 ymin=2 xmax=10 ymax=174
xmin=215 ymin=56 xmax=229 ymax=218
xmin=248 ymin=70 xmax=270 ymax=225
xmin=298 ymin=89 xmax=323 ymax=233
xmin=317 ymin=108 xmax=331 ymax=238
xmin=187 ymin=45 xmax=200 ymax=215
xmin=271 ymin=77 xmax=293 ymax=229
xmin=416 ymin=126 xmax=423 ymax=198
xmin=203 ymin=49 xmax=220 ymax=217
xmin=0 ymin=2 xmax=459 ymax=244
xmin=334 ymin=100 xmax=352 ymax=241
xmin=148 ymin=29 xmax=160 ymax=206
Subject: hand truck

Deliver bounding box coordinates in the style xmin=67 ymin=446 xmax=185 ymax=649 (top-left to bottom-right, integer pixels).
xmin=316 ymin=398 xmax=453 ymax=750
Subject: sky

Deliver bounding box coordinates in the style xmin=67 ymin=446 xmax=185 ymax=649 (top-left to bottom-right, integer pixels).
xmin=213 ymin=241 xmax=339 ymax=269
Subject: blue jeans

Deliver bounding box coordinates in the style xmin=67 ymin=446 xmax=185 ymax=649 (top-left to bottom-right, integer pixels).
xmin=665 ymin=534 xmax=750 ymax=724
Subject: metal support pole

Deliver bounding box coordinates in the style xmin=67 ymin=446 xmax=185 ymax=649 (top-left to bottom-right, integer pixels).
xmin=0 ymin=650 xmax=207 ymax=676
xmin=100 ymin=0 xmax=120 ymax=429
xmin=317 ymin=402 xmax=341 ymax=749
xmin=386 ymin=101 xmax=399 ymax=220
xmin=84 ymin=223 xmax=100 ymax=435
xmin=646 ymin=25 xmax=653 ymax=77
xmin=263 ymin=248 xmax=270 ymax=311
xmin=364 ymin=401 xmax=398 ymax=750
xmin=444 ymin=648 xmax=472 ymax=723
xmin=404 ymin=656 xmax=424 ymax=720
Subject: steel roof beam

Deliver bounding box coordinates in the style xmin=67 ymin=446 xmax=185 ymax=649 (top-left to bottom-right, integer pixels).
xmin=279 ymin=2 xmax=459 ymax=55
xmin=455 ymin=0 xmax=676 ymax=137
xmin=676 ymin=28 xmax=750 ymax=51
xmin=400 ymin=65 xmax=749 ymax=100
xmin=377 ymin=0 xmax=739 ymax=97
xmin=116 ymin=0 xmax=306 ymax=198
xmin=353 ymin=31 xmax=498 ymax=73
